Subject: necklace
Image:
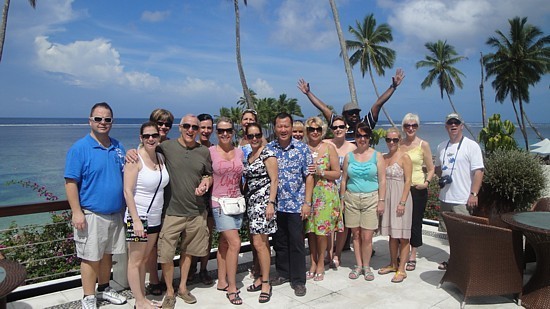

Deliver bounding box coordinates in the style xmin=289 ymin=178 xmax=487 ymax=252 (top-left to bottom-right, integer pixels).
xmin=309 ymin=142 xmax=322 ymax=159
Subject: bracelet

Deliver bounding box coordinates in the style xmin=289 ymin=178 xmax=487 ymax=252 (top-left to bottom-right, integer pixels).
xmin=390 ymin=83 xmax=398 ymax=90
xmin=379 ymin=199 xmax=385 ymax=202
xmin=268 ymin=200 xmax=276 ymax=205
xmin=201 ymin=175 xmax=211 ymax=179
xmin=426 ymin=179 xmax=431 ymax=184
xmin=305 ymin=201 xmax=312 ymax=206
xmin=399 ymin=201 xmax=406 ymax=206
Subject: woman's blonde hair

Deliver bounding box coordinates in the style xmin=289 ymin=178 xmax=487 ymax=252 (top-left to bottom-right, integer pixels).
xmin=386 ymin=126 xmax=402 ymax=139
xmin=304 ymin=116 xmax=327 ymax=142
xmin=401 ymin=113 xmax=420 ymax=130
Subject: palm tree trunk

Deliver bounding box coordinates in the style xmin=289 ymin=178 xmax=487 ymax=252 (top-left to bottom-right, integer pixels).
xmin=518 ymin=98 xmax=529 ymax=150
xmin=233 ymin=0 xmax=254 ymax=109
xmin=328 ymin=0 xmax=358 ymax=107
xmin=367 ymin=66 xmax=396 ymax=127
xmin=479 ymin=52 xmax=487 ymax=128
xmin=0 ymin=0 xmax=10 ymax=63
xmin=522 ymin=110 xmax=544 ymax=140
xmin=445 ymin=91 xmax=476 ymax=139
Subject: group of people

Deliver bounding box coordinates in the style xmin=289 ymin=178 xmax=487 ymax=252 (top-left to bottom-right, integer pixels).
xmin=64 ymin=68 xmax=485 ymax=309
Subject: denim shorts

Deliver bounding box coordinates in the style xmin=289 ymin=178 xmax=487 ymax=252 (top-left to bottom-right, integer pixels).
xmin=212 ymin=207 xmax=243 ymax=232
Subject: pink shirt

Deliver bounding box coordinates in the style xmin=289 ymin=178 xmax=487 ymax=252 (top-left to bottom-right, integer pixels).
xmin=209 ymin=146 xmax=244 ymax=208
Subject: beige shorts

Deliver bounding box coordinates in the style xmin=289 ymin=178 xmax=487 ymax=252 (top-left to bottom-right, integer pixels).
xmin=344 ymin=191 xmax=379 ymax=230
xmin=73 ymin=210 xmax=126 ymax=262
xmin=157 ymin=212 xmax=209 ymax=263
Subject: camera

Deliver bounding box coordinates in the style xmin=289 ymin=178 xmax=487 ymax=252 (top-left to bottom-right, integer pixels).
xmin=439 ymin=175 xmax=453 ymax=188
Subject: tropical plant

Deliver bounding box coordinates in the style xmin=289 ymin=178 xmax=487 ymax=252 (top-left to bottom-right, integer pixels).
xmin=328 ymin=0 xmax=358 ymax=107
xmin=479 ymin=52 xmax=487 ymax=127
xmin=478 ymin=114 xmax=518 ymax=154
xmin=425 ymin=178 xmax=442 ymax=221
xmin=346 ymin=13 xmax=396 ymax=126
xmin=231 ymin=0 xmax=254 ymax=109
xmin=416 ymin=40 xmax=475 ymax=138
xmin=480 ymin=149 xmax=546 ymax=214
xmin=217 ymin=106 xmax=243 ymax=125
xmin=0 ymin=0 xmax=36 ymax=63
xmin=483 ymin=16 xmax=550 ymax=150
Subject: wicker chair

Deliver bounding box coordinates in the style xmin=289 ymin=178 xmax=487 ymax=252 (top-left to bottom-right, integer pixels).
xmin=525 ymin=197 xmax=550 ymax=265
xmin=438 ymin=212 xmax=523 ymax=308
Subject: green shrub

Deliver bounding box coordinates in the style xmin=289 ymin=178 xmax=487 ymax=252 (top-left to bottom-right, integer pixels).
xmin=481 ymin=149 xmax=546 ymax=213
xmin=424 ymin=176 xmax=442 ymax=220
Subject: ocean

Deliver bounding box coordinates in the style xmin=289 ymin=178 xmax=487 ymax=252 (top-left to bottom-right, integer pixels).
xmin=1 ymin=117 xmax=549 ymax=229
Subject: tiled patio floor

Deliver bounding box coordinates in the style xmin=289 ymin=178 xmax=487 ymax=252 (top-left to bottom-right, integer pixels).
xmin=8 ymin=225 xmax=530 ymax=308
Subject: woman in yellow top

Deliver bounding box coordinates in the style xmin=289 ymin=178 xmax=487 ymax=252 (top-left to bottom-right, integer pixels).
xmin=399 ymin=113 xmax=434 ymax=271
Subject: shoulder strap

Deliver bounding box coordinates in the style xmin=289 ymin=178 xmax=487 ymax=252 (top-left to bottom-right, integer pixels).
xmin=146 ymin=153 xmax=163 ymax=214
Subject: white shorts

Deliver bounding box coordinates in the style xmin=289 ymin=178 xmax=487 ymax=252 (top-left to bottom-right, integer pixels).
xmin=73 ymin=210 xmax=126 ymax=261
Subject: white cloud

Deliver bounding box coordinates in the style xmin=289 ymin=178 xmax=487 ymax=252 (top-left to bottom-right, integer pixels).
xmin=271 ymin=0 xmax=336 ymax=50
xmin=141 ymin=10 xmax=171 ymax=23
xmin=251 ymin=78 xmax=274 ymax=98
xmin=34 ymin=36 xmax=160 ymax=89
xmin=173 ymin=77 xmax=240 ymax=98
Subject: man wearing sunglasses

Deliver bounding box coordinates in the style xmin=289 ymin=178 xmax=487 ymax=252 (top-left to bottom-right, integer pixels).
xmin=298 ymin=68 xmax=405 ymax=142
xmin=65 ymin=102 xmax=128 ymax=308
xmin=434 ymin=113 xmax=484 ymax=269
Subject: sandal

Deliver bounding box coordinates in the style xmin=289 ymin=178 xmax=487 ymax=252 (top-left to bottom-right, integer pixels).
xmin=363 ymin=267 xmax=375 ymax=281
xmin=258 ymin=281 xmax=272 ymax=303
xmin=226 ymin=291 xmax=243 ymax=305
xmin=306 ymin=271 xmax=315 ymax=280
xmin=406 ymin=260 xmax=417 ymax=271
xmin=348 ymin=265 xmax=363 ymax=279
xmin=438 ymin=261 xmax=448 ymax=270
xmin=246 ymin=276 xmax=262 ymax=292
xmin=391 ymin=271 xmax=407 ymax=283
xmin=217 ymin=285 xmax=229 ymax=292
xmin=145 ymin=283 xmax=163 ymax=296
xmin=378 ymin=265 xmax=398 ymax=275
xmin=313 ymin=272 xmax=325 ymax=281
xmin=330 ymin=258 xmax=340 ymax=270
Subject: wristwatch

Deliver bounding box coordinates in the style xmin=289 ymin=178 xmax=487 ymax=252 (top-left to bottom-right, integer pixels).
xmin=470 ymin=192 xmax=478 ymax=197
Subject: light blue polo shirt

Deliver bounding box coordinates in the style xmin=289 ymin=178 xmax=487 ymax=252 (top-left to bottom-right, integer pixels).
xmin=64 ymin=134 xmax=126 ymax=214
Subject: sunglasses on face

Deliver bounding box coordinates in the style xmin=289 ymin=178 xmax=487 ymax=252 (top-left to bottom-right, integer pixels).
xmin=307 ymin=127 xmax=322 ymax=133
xmin=180 ymin=123 xmax=199 ymax=131
xmin=142 ymin=133 xmax=160 ymax=139
xmin=217 ymin=128 xmax=234 ymax=135
xmin=90 ymin=116 xmax=112 ymax=123
xmin=246 ymin=133 xmax=263 ymax=140
xmin=385 ymin=137 xmax=400 ymax=143
xmin=243 ymin=109 xmax=258 ymax=115
xmin=403 ymin=123 xmax=418 ymax=129
xmin=346 ymin=109 xmax=360 ymax=116
xmin=356 ymin=134 xmax=370 ymax=139
xmin=331 ymin=125 xmax=347 ymax=130
xmin=157 ymin=121 xmax=173 ymax=128
xmin=446 ymin=119 xmax=462 ymax=126
xmin=292 ymin=130 xmax=303 ymax=134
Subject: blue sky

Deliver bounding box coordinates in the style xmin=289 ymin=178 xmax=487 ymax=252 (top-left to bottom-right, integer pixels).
xmin=1 ymin=0 xmax=548 ymax=122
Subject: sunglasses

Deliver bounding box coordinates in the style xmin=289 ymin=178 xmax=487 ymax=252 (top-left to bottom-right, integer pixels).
xmin=157 ymin=121 xmax=173 ymax=128
xmin=446 ymin=119 xmax=462 ymax=126
xmin=403 ymin=123 xmax=418 ymax=129
xmin=356 ymin=134 xmax=370 ymax=139
xmin=307 ymin=127 xmax=322 ymax=133
xmin=331 ymin=125 xmax=347 ymax=130
xmin=246 ymin=133 xmax=263 ymax=140
xmin=385 ymin=137 xmax=400 ymax=143
xmin=217 ymin=128 xmax=234 ymax=135
xmin=346 ymin=109 xmax=360 ymax=115
xmin=90 ymin=116 xmax=112 ymax=123
xmin=243 ymin=109 xmax=258 ymax=115
xmin=180 ymin=123 xmax=199 ymax=131
xmin=292 ymin=130 xmax=303 ymax=133
xmin=142 ymin=133 xmax=160 ymax=139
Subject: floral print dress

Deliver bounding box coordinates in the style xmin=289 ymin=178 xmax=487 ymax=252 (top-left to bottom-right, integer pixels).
xmin=305 ymin=150 xmax=343 ymax=235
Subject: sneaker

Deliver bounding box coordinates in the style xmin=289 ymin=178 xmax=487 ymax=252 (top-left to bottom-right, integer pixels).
xmin=81 ymin=295 xmax=96 ymax=309
xmin=198 ymin=269 xmax=213 ymax=285
xmin=293 ymin=284 xmax=307 ymax=297
xmin=177 ymin=290 xmax=197 ymax=304
xmin=96 ymin=286 xmax=127 ymax=305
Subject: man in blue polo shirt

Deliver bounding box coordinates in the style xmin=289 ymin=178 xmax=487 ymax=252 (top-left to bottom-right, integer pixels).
xmin=65 ymin=102 xmax=127 ymax=309
xmin=267 ymin=112 xmax=314 ymax=297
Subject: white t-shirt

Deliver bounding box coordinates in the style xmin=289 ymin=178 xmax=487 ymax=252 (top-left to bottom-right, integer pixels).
xmin=435 ymin=136 xmax=484 ymax=204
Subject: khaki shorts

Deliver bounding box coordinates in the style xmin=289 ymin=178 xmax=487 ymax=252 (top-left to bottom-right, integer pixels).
xmin=344 ymin=191 xmax=379 ymax=230
xmin=73 ymin=210 xmax=126 ymax=262
xmin=157 ymin=212 xmax=209 ymax=263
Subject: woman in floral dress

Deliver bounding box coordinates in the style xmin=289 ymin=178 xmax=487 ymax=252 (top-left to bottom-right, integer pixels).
xmin=303 ymin=116 xmax=341 ymax=281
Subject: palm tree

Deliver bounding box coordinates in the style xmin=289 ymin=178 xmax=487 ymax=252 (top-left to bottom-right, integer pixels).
xmin=416 ymin=40 xmax=475 ymax=138
xmin=328 ymin=0 xmax=358 ymax=107
xmin=484 ymin=16 xmax=550 ymax=149
xmin=236 ymin=88 xmax=258 ymax=109
xmin=231 ymin=0 xmax=254 ymax=109
xmin=346 ymin=13 xmax=397 ymax=126
xmin=0 ymin=0 xmax=36 ymax=63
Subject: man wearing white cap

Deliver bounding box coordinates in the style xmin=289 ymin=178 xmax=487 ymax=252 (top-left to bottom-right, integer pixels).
xmin=434 ymin=113 xmax=484 ymax=270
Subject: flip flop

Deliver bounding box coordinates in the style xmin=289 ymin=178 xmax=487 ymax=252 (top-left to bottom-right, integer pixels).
xmin=391 ymin=271 xmax=407 ymax=283
xmin=406 ymin=260 xmax=417 ymax=271
xmin=217 ymin=285 xmax=229 ymax=291
xmin=438 ymin=261 xmax=448 ymax=270
xmin=378 ymin=265 xmax=398 ymax=275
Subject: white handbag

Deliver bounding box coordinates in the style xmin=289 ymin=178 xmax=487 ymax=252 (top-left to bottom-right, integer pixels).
xmin=212 ymin=196 xmax=246 ymax=215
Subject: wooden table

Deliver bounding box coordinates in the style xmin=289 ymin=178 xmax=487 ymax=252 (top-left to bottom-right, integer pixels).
xmin=501 ymin=212 xmax=550 ymax=309
xmin=0 ymin=259 xmax=26 ymax=309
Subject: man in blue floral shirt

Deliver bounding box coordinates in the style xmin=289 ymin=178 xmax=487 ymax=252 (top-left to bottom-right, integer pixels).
xmin=267 ymin=112 xmax=314 ymax=297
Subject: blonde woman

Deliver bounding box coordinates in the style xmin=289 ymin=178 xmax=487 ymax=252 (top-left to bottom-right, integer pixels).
xmin=303 ymin=117 xmax=341 ymax=281
xmin=292 ymin=120 xmax=305 ymax=141
xmin=399 ymin=113 xmax=434 ymax=271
